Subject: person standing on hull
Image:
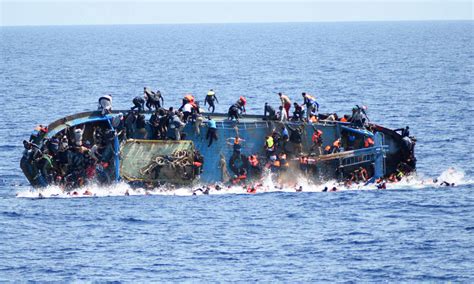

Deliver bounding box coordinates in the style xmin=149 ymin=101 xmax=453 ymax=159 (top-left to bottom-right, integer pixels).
xmin=204 ymin=89 xmax=219 ymax=113
xmin=228 ymin=96 xmax=246 ymax=121
xmin=179 ymin=94 xmax=195 ymax=111
xmin=144 ymin=87 xmax=164 ymax=111
xmin=302 ymin=92 xmax=319 ymax=120
xmin=131 ymin=95 xmax=145 ymax=112
xmin=278 ymin=92 xmax=291 ymax=118
xmin=98 ymin=94 xmax=113 ymax=116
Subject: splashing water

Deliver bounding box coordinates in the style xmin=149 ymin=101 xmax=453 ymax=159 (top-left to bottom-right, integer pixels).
xmin=15 ymin=167 xmax=472 ymax=199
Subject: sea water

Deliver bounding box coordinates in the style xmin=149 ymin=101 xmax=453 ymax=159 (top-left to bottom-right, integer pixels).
xmin=0 ymin=21 xmax=473 ymax=281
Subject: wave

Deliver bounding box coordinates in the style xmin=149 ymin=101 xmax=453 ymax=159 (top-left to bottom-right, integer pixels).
xmin=15 ymin=167 xmax=473 ymax=199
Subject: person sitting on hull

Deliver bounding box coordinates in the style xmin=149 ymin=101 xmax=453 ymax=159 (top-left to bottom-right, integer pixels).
xmin=394 ymin=126 xmax=410 ymax=138
xmin=98 ymin=94 xmax=113 ymax=116
xmin=204 ymin=89 xmax=219 ymax=113
xmin=292 ymin=102 xmax=304 ymax=121
xmin=131 ymin=95 xmax=145 ymax=112
xmin=228 ymin=97 xmax=246 ymax=121
xmin=263 ymin=102 xmax=277 ymax=121
xmin=144 ymin=87 xmax=164 ymax=110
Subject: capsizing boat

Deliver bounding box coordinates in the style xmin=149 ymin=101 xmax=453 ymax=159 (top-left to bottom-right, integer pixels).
xmin=20 ymin=104 xmax=416 ymax=189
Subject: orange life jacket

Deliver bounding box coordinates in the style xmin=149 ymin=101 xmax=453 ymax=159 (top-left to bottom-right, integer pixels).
xmin=273 ymin=160 xmax=281 ymax=167
xmin=248 ymin=155 xmax=259 ymax=167
xmin=340 ymin=117 xmax=348 ymax=122
xmin=184 ymin=94 xmax=194 ymax=103
xmin=193 ymin=161 xmax=202 ymax=167
xmin=333 ymin=139 xmax=341 ymax=148
xmin=364 ymin=137 xmax=374 ymax=148
xmin=299 ymin=156 xmax=308 ymax=164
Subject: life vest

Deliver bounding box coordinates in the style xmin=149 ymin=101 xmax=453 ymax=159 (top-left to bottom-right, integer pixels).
xmin=299 ymin=156 xmax=308 ymax=164
xmin=273 ymin=160 xmax=281 ymax=167
xmin=184 ymin=94 xmax=194 ymax=103
xmin=248 ymin=155 xmax=259 ymax=167
xmin=265 ymin=137 xmax=274 ymax=149
xmin=207 ymin=91 xmax=215 ymax=96
xmin=193 ymin=161 xmax=203 ymax=167
xmin=312 ymin=130 xmax=322 ymax=143
xmin=325 ymin=145 xmax=331 ymax=152
xmin=309 ymin=116 xmax=318 ymax=123
xmin=247 ymin=186 xmax=257 ymax=194
xmin=340 ymin=117 xmax=348 ymax=122
xmin=364 ymin=137 xmax=374 ymax=148
xmin=333 ymin=139 xmax=341 ymax=148
xmin=35 ymin=125 xmax=48 ymax=133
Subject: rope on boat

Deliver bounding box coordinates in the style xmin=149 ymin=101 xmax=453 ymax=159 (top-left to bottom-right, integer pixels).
xmin=140 ymin=149 xmax=192 ymax=177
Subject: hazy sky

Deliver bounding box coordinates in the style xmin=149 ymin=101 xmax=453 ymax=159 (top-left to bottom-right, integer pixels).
xmin=0 ymin=0 xmax=472 ymax=26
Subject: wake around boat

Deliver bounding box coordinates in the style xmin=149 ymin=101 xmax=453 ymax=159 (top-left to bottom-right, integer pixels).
xmin=20 ymin=92 xmax=416 ymax=190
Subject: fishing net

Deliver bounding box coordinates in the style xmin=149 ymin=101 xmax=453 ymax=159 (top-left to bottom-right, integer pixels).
xmin=120 ymin=139 xmax=196 ymax=184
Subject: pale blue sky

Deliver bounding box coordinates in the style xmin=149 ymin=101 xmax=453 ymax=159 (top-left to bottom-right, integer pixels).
xmin=0 ymin=0 xmax=472 ymax=26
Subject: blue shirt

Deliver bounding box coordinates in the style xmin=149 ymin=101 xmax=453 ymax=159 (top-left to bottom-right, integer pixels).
xmin=207 ymin=119 xmax=217 ymax=129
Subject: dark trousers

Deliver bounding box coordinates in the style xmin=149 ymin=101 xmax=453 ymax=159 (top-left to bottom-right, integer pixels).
xmin=206 ymin=128 xmax=218 ymax=147
xmin=146 ymin=100 xmax=161 ymax=111
xmin=206 ymin=98 xmax=216 ymax=113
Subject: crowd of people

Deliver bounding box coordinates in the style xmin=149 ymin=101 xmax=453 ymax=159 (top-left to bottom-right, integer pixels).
xmin=22 ymin=122 xmax=117 ymax=189
xmin=23 ymin=87 xmax=416 ymax=191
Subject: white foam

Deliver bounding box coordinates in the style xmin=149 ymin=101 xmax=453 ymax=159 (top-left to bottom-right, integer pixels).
xmin=15 ymin=167 xmax=473 ymax=199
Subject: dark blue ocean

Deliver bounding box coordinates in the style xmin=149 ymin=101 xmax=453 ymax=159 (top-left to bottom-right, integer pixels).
xmin=1 ymin=21 xmax=473 ymax=281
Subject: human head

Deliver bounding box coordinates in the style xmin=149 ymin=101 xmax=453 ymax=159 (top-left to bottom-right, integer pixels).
xmin=278 ymin=92 xmax=282 ymax=96
xmin=302 ymin=92 xmax=306 ymax=96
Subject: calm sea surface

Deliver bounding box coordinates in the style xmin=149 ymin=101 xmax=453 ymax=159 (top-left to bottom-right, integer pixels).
xmin=0 ymin=21 xmax=473 ymax=281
